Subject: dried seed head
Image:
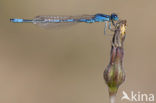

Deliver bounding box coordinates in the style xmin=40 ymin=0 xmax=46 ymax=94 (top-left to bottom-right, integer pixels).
xmin=104 ymin=20 xmax=127 ymax=99
xmin=104 ymin=47 xmax=126 ymax=96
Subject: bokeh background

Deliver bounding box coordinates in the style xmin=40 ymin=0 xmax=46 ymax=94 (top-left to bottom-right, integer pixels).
xmin=0 ymin=0 xmax=156 ymax=103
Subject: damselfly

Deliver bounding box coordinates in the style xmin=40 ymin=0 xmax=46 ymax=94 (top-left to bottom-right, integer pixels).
xmin=10 ymin=13 xmax=119 ymax=34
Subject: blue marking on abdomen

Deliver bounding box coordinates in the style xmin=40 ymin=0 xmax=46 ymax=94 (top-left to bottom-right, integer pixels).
xmin=53 ymin=19 xmax=60 ymax=22
xmin=10 ymin=19 xmax=23 ymax=23
xmin=65 ymin=19 xmax=74 ymax=22
xmin=78 ymin=19 xmax=86 ymax=22
xmin=78 ymin=19 xmax=95 ymax=23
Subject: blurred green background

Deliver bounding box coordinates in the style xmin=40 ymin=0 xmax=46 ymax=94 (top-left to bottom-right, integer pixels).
xmin=0 ymin=0 xmax=156 ymax=103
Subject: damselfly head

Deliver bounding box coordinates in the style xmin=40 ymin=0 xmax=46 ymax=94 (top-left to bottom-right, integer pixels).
xmin=111 ymin=13 xmax=119 ymax=21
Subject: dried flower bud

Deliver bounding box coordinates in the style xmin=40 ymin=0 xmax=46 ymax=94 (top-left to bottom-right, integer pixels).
xmin=104 ymin=46 xmax=125 ymax=96
xmin=103 ymin=20 xmax=127 ymax=103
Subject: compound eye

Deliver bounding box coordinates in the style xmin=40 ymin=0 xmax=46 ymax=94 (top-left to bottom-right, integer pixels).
xmin=113 ymin=15 xmax=118 ymax=21
xmin=114 ymin=15 xmax=117 ymax=18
